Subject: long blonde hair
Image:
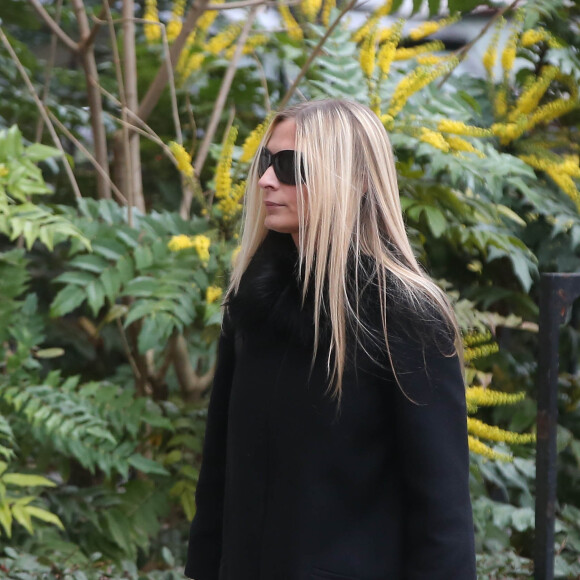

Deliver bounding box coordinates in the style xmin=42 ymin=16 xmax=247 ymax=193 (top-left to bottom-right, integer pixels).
xmin=227 ymin=99 xmax=461 ymax=400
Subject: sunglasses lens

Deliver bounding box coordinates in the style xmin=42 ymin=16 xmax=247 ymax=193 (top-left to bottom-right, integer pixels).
xmin=274 ymin=150 xmax=297 ymax=185
xmin=257 ymin=148 xmax=270 ymax=178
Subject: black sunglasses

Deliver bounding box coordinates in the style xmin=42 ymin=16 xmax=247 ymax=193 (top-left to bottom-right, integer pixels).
xmin=257 ymin=148 xmax=304 ymax=186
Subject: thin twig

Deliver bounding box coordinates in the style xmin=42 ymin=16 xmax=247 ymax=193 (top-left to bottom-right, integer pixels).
xmin=208 ymin=0 xmax=290 ymax=9
xmin=194 ymin=6 xmax=261 ymax=175
xmin=27 ymin=0 xmax=78 ymax=52
xmin=0 ymin=28 xmax=82 ymax=199
xmin=158 ymin=20 xmax=183 ymax=144
xmin=279 ymin=0 xmax=359 ymax=109
xmin=79 ymin=0 xmax=115 ymax=52
xmin=252 ymin=53 xmax=271 ymax=113
xmin=116 ymin=319 xmax=142 ymax=379
xmin=35 ymin=0 xmax=63 ymax=142
xmin=437 ymin=0 xmax=521 ymax=89
xmin=48 ymin=111 xmax=128 ymax=205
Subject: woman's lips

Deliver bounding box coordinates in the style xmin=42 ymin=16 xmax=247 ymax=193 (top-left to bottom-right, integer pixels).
xmin=264 ymin=201 xmax=283 ymax=207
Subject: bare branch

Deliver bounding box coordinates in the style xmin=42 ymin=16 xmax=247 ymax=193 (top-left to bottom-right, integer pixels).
xmin=437 ymin=0 xmax=521 ymax=89
xmin=0 ymin=28 xmax=82 ymax=199
xmin=48 ymin=111 xmax=128 ymax=205
xmin=80 ymin=0 xmax=115 ymax=51
xmin=35 ymin=0 xmax=64 ymax=142
xmin=138 ymin=0 xmax=212 ymax=124
xmin=279 ymin=0 xmax=358 ymax=109
xmin=193 ymin=6 xmax=261 ymax=175
xmin=27 ymin=0 xmax=78 ymax=52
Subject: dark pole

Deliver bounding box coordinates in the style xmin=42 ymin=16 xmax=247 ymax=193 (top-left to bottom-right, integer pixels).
xmin=535 ymin=273 xmax=580 ymax=580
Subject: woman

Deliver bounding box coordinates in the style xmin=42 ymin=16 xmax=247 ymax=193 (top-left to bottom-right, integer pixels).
xmin=185 ymin=99 xmax=476 ymax=580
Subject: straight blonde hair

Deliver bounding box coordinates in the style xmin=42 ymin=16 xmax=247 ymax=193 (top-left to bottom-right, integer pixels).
xmin=227 ymin=99 xmax=461 ymax=401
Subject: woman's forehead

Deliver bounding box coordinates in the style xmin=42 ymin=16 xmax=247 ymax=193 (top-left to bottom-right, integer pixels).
xmin=266 ymin=119 xmax=297 ymax=153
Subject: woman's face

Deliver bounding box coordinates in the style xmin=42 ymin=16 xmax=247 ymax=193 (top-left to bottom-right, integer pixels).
xmin=258 ymin=119 xmax=304 ymax=246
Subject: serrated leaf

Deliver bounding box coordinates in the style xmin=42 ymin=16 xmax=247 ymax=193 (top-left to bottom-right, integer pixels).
xmin=127 ymin=454 xmax=170 ymax=475
xmin=50 ymin=285 xmax=86 ymax=317
xmin=35 ymin=348 xmax=65 ymax=359
xmin=25 ymin=506 xmax=64 ymax=529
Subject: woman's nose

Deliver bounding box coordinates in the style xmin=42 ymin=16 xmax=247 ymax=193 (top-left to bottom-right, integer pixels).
xmin=258 ymin=165 xmax=278 ymax=189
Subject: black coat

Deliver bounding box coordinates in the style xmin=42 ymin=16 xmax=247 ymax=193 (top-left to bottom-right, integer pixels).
xmin=185 ymin=232 xmax=476 ymax=580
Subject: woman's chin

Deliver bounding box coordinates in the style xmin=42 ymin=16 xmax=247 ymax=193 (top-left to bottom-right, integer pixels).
xmin=264 ymin=218 xmax=298 ymax=236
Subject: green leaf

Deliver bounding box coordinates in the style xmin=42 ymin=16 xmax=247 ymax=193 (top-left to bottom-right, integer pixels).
xmin=127 ymin=454 xmax=170 ymax=475
xmin=69 ymin=254 xmax=108 ymax=274
xmin=35 ymin=348 xmax=65 ymax=359
xmin=50 ymin=285 xmax=86 ymax=317
xmin=12 ymin=504 xmax=33 ymax=534
xmin=2 ymin=474 xmax=56 ymax=487
xmin=24 ymin=143 xmax=62 ymax=162
xmin=25 ymin=506 xmax=65 ymax=530
xmin=86 ymin=279 xmax=106 ymax=316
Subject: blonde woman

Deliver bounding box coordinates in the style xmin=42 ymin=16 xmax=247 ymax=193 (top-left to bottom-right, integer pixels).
xmin=185 ymin=99 xmax=476 ymax=580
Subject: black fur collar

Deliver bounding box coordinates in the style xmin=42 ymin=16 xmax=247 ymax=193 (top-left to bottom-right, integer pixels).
xmin=226 ymin=231 xmax=322 ymax=345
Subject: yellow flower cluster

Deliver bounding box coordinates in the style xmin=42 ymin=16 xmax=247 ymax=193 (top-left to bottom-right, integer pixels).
xmin=360 ymin=32 xmax=377 ymax=79
xmin=465 ymin=386 xmax=525 ymax=408
xmin=437 ymin=120 xmax=492 ymax=137
xmin=206 ymin=285 xmax=223 ymax=304
xmin=501 ymin=30 xmax=518 ymax=75
xmin=482 ymin=18 xmax=505 ymax=80
xmin=167 ymin=0 xmax=187 ymax=42
xmin=169 ymin=142 xmax=194 ymax=178
xmin=377 ymin=20 xmax=403 ymax=78
xmin=494 ymin=87 xmax=508 ymax=118
xmin=521 ymin=28 xmax=547 ymax=48
xmin=216 ymin=126 xmax=238 ymax=199
xmin=529 ymin=97 xmax=577 ymax=128
xmin=380 ymin=113 xmax=395 ymax=130
xmin=241 ymin=116 xmax=272 ymax=163
xmin=393 ymin=40 xmax=445 ymax=62
xmin=280 ymin=5 xmax=303 ymax=42
xmin=218 ymin=181 xmax=246 ymax=221
xmin=225 ymin=34 xmax=269 ymax=59
xmin=446 ymin=136 xmax=485 ymax=158
xmin=509 ymin=65 xmax=558 ymax=121
xmin=464 ymin=342 xmax=499 ymax=362
xmin=143 ymin=0 xmax=161 ymax=44
xmin=419 ymin=128 xmax=449 ymax=152
xmin=463 ymin=329 xmax=492 ymax=347
xmin=416 ymin=55 xmax=444 ymax=66
xmin=205 ymin=23 xmax=243 ymax=55
xmin=168 ymin=234 xmax=211 ymax=262
xmin=198 ymin=9 xmax=218 ymax=33
xmin=467 ymin=417 xmax=536 ymax=444
xmin=490 ymin=121 xmax=526 ymax=145
xmin=408 ymin=15 xmax=459 ymax=41
xmin=468 ymin=436 xmax=512 ymax=461
xmin=0 ymin=165 xmax=9 ymax=177
xmin=177 ymin=52 xmax=205 ymax=82
xmin=388 ymin=60 xmax=457 ymax=117
xmin=321 ymin=0 xmax=335 ymax=26
xmin=300 ymin=0 xmax=322 ymax=22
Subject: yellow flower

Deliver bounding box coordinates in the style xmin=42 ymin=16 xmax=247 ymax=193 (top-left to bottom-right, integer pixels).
xmin=437 ymin=120 xmax=492 ymax=137
xmin=446 ymin=136 xmax=485 ymax=158
xmin=360 ymin=31 xmax=377 ymax=79
xmin=393 ymin=41 xmax=445 ymax=61
xmin=279 ymin=4 xmax=303 ymax=42
xmin=408 ymin=15 xmax=459 ymax=41
xmin=509 ymin=65 xmax=558 ymax=121
xmin=143 ymin=0 xmax=161 ymax=43
xmin=205 ymin=23 xmax=242 ymax=55
xmin=521 ymin=28 xmax=547 ymax=48
xmin=225 ymin=33 xmax=269 ymax=59
xmin=494 ymin=87 xmax=508 ymax=118
xmin=528 ymin=97 xmax=578 ymax=129
xmin=468 ymin=436 xmax=512 ymax=461
xmin=169 ymin=141 xmax=194 ymax=178
xmin=0 ymin=165 xmax=9 ymax=177
xmin=463 ymin=329 xmax=492 ymax=347
xmin=167 ymin=0 xmax=187 ymax=42
xmin=501 ymin=31 xmax=518 ymax=75
xmin=419 ymin=128 xmax=449 ymax=152
xmin=464 ymin=343 xmax=500 ymax=362
xmin=206 ymin=286 xmax=223 ymax=304
xmin=416 ymin=55 xmax=444 ymax=66
xmin=177 ymin=52 xmax=205 ymax=82
xmin=321 ymin=0 xmax=335 ymax=26
xmin=198 ymin=9 xmax=218 ymax=32
xmin=374 ymin=0 xmax=393 ymax=17
xmin=380 ymin=114 xmax=394 ymax=130
xmin=465 ymin=387 xmax=525 ymax=408
xmin=168 ymin=234 xmax=211 ymax=259
xmin=482 ymin=18 xmax=505 ymax=80
xmin=490 ymin=121 xmax=526 ymax=145
xmin=377 ymin=20 xmax=403 ymax=78
xmin=300 ymin=0 xmax=322 ymax=22
xmin=241 ymin=116 xmax=272 ymax=163
xmin=388 ymin=60 xmax=457 ymax=116
xmin=215 ymin=126 xmax=238 ymax=200
xmin=467 ymin=417 xmax=536 ymax=444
